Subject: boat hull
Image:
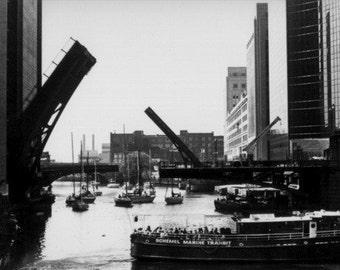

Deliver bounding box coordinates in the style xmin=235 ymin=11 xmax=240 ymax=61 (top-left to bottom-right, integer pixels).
xmin=72 ymin=202 xmax=89 ymax=212
xmin=114 ymin=197 xmax=133 ymax=207
xmin=165 ymin=197 xmax=183 ymax=205
xmin=82 ymin=196 xmax=96 ymax=204
xmin=131 ymin=234 xmax=340 ymax=262
xmin=130 ymin=195 xmax=155 ymax=204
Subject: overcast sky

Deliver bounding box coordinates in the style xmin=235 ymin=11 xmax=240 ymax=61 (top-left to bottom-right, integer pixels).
xmin=43 ymin=0 xmax=280 ymax=162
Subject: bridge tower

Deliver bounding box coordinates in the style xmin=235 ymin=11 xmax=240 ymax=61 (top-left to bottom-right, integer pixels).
xmin=1 ymin=1 xmax=97 ymax=203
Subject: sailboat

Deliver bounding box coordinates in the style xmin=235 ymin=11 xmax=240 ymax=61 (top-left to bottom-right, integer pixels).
xmin=114 ymin=182 xmax=133 ymax=207
xmin=72 ymin=141 xmax=89 ymax=212
xmin=165 ymin=178 xmax=183 ymax=205
xmin=92 ymin=160 xmax=102 ymax=196
xmin=114 ymin=125 xmax=132 ymax=207
xmin=79 ymin=146 xmax=96 ymax=204
xmin=66 ymin=132 xmax=78 ymax=206
xmin=126 ymin=150 xmax=155 ymax=204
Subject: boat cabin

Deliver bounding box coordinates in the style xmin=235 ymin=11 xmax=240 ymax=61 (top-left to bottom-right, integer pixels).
xmin=305 ymin=210 xmax=340 ymax=231
xmin=237 ymin=213 xmax=311 ymax=235
xmin=237 ymin=210 xmax=340 ymax=236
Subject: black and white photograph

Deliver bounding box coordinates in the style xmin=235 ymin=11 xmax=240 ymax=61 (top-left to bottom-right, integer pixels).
xmin=1 ymin=0 xmax=340 ymax=269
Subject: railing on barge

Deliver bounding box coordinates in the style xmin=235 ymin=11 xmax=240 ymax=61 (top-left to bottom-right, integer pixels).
xmin=134 ymin=229 xmax=340 ymax=242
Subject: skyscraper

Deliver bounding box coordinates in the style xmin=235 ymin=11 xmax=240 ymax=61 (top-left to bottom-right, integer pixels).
xmin=268 ymin=0 xmax=337 ymax=160
xmin=226 ymin=67 xmax=247 ymax=115
xmin=247 ymin=3 xmax=269 ymax=160
xmin=0 ymin=0 xmax=42 ymax=194
xmin=225 ymin=67 xmax=247 ymax=160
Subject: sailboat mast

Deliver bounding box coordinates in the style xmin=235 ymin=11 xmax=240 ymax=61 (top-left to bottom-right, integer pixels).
xmin=71 ymin=132 xmax=75 ymax=194
xmin=123 ymin=124 xmax=128 ymax=194
xmin=137 ymin=150 xmax=141 ymax=187
xmin=80 ymin=141 xmax=84 ymax=196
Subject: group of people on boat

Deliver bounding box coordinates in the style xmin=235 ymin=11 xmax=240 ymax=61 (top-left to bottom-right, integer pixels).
xmin=134 ymin=225 xmax=233 ymax=239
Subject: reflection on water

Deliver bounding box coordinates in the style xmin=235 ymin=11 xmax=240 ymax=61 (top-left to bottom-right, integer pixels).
xmin=14 ymin=182 xmax=340 ymax=270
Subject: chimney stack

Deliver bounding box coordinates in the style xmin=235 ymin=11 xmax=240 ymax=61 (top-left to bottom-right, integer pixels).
xmin=92 ymin=134 xmax=95 ymax=151
xmin=83 ymin=134 xmax=86 ymax=151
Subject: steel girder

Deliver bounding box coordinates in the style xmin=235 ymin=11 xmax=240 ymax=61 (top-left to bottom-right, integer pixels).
xmin=9 ymin=40 xmax=96 ymax=203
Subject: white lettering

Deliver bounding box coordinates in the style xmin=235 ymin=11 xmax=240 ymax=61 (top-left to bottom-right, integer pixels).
xmin=155 ymin=238 xmax=180 ymax=244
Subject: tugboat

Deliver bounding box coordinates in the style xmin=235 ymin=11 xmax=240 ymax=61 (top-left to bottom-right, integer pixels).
xmin=131 ymin=210 xmax=340 ymax=261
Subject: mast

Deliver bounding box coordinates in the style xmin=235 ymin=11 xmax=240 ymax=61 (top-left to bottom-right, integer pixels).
xmin=149 ymin=148 xmax=152 ymax=181
xmin=137 ymin=150 xmax=141 ymax=187
xmin=86 ymin=150 xmax=89 ymax=191
xmin=71 ymin=132 xmax=75 ymax=194
xmin=80 ymin=141 xmax=84 ymax=198
xmin=123 ymin=124 xmax=128 ymax=194
xmin=94 ymin=158 xmax=97 ymax=189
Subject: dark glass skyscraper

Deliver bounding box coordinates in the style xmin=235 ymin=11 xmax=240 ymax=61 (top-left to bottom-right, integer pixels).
xmin=268 ymin=0 xmax=340 ymax=160
xmin=321 ymin=0 xmax=340 ymax=130
xmin=287 ymin=0 xmax=326 ymax=139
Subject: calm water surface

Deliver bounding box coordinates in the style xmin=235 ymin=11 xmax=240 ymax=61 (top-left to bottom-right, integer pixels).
xmin=16 ymin=182 xmax=340 ymax=270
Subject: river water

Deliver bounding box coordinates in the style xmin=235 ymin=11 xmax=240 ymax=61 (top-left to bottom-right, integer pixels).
xmin=14 ymin=181 xmax=340 ymax=270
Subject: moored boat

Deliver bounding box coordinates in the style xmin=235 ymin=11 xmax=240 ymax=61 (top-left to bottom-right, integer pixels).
xmin=71 ymin=140 xmax=90 ymax=212
xmin=65 ymin=194 xmax=78 ymax=206
xmin=214 ymin=187 xmax=290 ymax=215
xmin=72 ymin=200 xmax=89 ymax=212
xmin=131 ymin=210 xmax=340 ymax=262
xmin=126 ymin=188 xmax=156 ymax=204
xmin=165 ymin=178 xmax=183 ymax=205
xmin=126 ymin=150 xmax=156 ymax=204
xmin=80 ymin=190 xmax=96 ymax=204
xmin=114 ymin=194 xmax=133 ymax=207
xmin=165 ymin=194 xmax=183 ymax=205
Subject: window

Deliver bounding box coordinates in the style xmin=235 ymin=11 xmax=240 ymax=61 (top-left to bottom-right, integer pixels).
xmin=233 ymin=83 xmax=238 ymax=88
xmin=233 ymin=73 xmax=238 ymax=76
xmin=241 ymin=83 xmax=246 ymax=88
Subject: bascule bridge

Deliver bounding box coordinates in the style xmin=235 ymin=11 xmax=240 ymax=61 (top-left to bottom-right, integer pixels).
xmin=1 ymin=1 xmax=119 ymax=203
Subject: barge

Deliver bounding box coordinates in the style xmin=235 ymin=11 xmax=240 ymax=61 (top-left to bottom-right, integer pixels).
xmin=130 ymin=210 xmax=340 ymax=261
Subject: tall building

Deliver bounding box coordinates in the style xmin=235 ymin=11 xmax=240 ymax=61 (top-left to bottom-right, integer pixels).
xmin=226 ymin=67 xmax=247 ymax=115
xmin=0 ymin=1 xmax=8 ymax=194
xmin=247 ymin=3 xmax=269 ymax=160
xmin=0 ymin=0 xmax=42 ymax=194
xmin=225 ymin=95 xmax=248 ymax=160
xmin=224 ymin=67 xmax=247 ymax=160
xmin=268 ymin=0 xmax=336 ymax=160
xmin=321 ymin=0 xmax=340 ymax=130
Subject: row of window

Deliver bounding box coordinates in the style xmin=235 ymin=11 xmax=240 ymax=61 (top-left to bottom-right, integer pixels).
xmin=232 ymin=72 xmax=246 ymax=77
xmin=233 ymin=83 xmax=247 ymax=89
